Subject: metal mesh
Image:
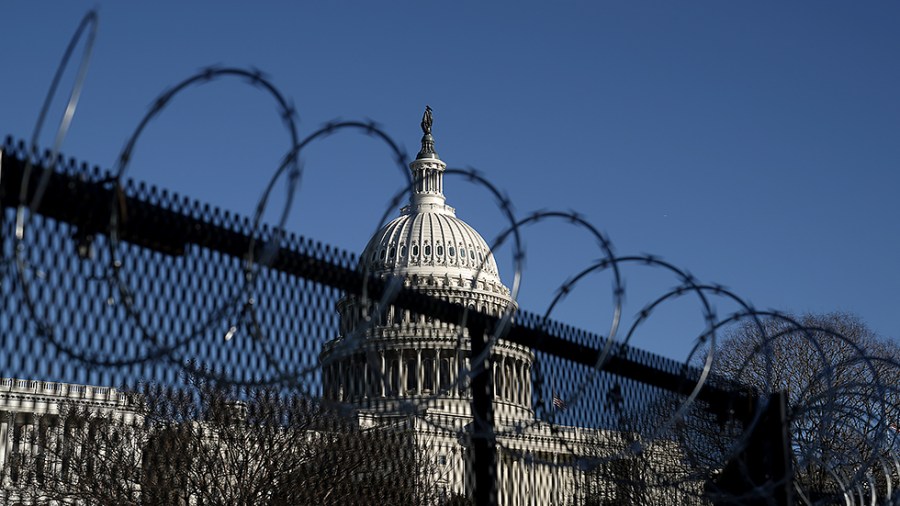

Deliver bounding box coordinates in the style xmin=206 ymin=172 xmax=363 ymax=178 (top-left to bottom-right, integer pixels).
xmin=2 ymin=139 xmax=898 ymax=505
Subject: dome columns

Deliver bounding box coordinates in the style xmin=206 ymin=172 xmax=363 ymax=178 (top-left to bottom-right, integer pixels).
xmin=410 ymin=157 xmax=447 ymax=208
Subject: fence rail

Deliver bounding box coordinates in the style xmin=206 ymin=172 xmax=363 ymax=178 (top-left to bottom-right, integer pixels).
xmin=2 ymin=137 xmax=898 ymax=505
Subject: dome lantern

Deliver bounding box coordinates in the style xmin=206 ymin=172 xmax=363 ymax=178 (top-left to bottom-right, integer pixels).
xmin=410 ymin=105 xmax=448 ymax=209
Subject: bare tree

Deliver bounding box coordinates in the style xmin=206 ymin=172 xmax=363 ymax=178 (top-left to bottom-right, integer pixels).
xmin=710 ymin=312 xmax=900 ymax=503
xmin=12 ymin=378 xmax=448 ymax=505
xmin=580 ymin=312 xmax=900 ymax=505
xmin=580 ymin=405 xmax=710 ymax=506
xmin=4 ymin=403 xmax=144 ymax=505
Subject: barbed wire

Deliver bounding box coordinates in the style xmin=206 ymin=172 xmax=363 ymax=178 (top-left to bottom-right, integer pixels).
xmin=1 ymin=11 xmax=898 ymax=506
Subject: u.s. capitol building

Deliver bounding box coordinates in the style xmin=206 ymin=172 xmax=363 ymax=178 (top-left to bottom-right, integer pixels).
xmin=1 ymin=110 xmax=696 ymax=505
xmin=320 ymin=110 xmax=628 ymax=505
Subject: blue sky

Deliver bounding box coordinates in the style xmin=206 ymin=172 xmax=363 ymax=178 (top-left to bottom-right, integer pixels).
xmin=2 ymin=1 xmax=898 ymax=362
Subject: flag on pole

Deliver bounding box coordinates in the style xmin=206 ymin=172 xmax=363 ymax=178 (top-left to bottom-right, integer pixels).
xmin=552 ymin=392 xmax=567 ymax=411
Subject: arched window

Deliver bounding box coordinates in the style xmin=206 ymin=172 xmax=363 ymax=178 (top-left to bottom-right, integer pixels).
xmin=437 ymin=245 xmax=444 ymax=256
xmin=412 ymin=245 xmax=419 ymax=257
xmin=424 ymin=244 xmax=432 ymax=256
xmin=449 ymin=246 xmax=455 ymax=257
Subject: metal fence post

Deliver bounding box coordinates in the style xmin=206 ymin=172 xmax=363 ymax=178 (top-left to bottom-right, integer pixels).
xmin=707 ymin=390 xmax=793 ymax=506
xmin=470 ymin=324 xmax=497 ymax=506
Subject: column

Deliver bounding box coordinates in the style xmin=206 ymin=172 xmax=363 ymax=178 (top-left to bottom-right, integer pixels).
xmin=499 ymin=357 xmax=507 ymax=400
xmin=337 ymin=360 xmax=344 ymax=401
xmin=51 ymin=416 xmax=63 ymax=477
xmin=510 ymin=361 xmax=518 ymax=404
xmin=520 ymin=453 xmax=527 ymax=506
xmin=453 ymin=352 xmax=460 ymax=397
xmin=464 ymin=354 xmax=471 ymax=395
xmin=552 ymin=453 xmax=558 ymax=505
xmin=17 ymin=415 xmax=29 ymax=459
xmin=380 ymin=351 xmax=386 ymax=397
xmin=510 ymin=452 xmax=518 ymax=506
xmin=399 ymin=350 xmax=408 ymax=396
xmin=362 ymin=360 xmax=369 ymax=399
xmin=32 ymin=414 xmax=44 ymax=482
xmin=433 ymin=351 xmax=440 ymax=394
xmin=512 ymin=361 xmax=519 ymax=405
xmin=4 ymin=412 xmax=15 ymax=486
xmin=525 ymin=366 xmax=532 ymax=407
xmin=517 ymin=362 xmax=525 ymax=405
xmin=416 ymin=350 xmax=423 ymax=394
xmin=453 ymin=350 xmax=460 ymax=397
xmin=492 ymin=362 xmax=499 ymax=397
xmin=0 ymin=411 xmax=11 ymax=480
xmin=498 ymin=446 xmax=505 ymax=506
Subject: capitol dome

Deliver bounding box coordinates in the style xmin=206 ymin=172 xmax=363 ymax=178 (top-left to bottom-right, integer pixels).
xmin=358 ymin=106 xmax=508 ymax=296
xmin=321 ymin=107 xmax=532 ymax=421
xmin=360 ymin=198 xmax=505 ymax=289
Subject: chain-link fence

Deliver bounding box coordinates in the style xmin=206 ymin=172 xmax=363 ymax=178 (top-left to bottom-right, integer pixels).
xmin=5 ymin=135 xmax=896 ymax=506
xmin=1 ymin=13 xmax=899 ymax=501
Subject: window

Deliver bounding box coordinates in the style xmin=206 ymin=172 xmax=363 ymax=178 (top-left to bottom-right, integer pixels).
xmin=424 ymin=244 xmax=431 ymax=256
xmin=423 ymin=358 xmax=434 ymax=392
xmin=400 ymin=245 xmax=407 ymax=257
xmin=440 ymin=358 xmax=451 ymax=390
xmin=379 ymin=249 xmax=386 ymax=260
xmin=412 ymin=245 xmax=419 ymax=256
xmin=460 ymin=247 xmax=466 ymax=259
xmin=449 ymin=246 xmax=455 ymax=257
xmin=437 ymin=245 xmax=444 ymax=256
xmin=390 ymin=360 xmax=399 ymax=394
xmin=389 ymin=246 xmax=396 ymax=258
xmin=406 ymin=359 xmax=417 ymax=393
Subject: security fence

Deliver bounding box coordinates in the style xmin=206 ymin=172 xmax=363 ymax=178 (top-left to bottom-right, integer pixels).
xmin=0 ymin=136 xmax=753 ymax=505
xmin=2 ymin=11 xmax=899 ymax=502
xmin=3 ymin=133 xmax=897 ymax=506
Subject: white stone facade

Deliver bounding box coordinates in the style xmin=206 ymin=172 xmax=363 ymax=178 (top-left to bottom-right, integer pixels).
xmin=319 ymin=124 xmax=602 ymax=505
xmin=0 ymin=378 xmax=139 ymax=500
